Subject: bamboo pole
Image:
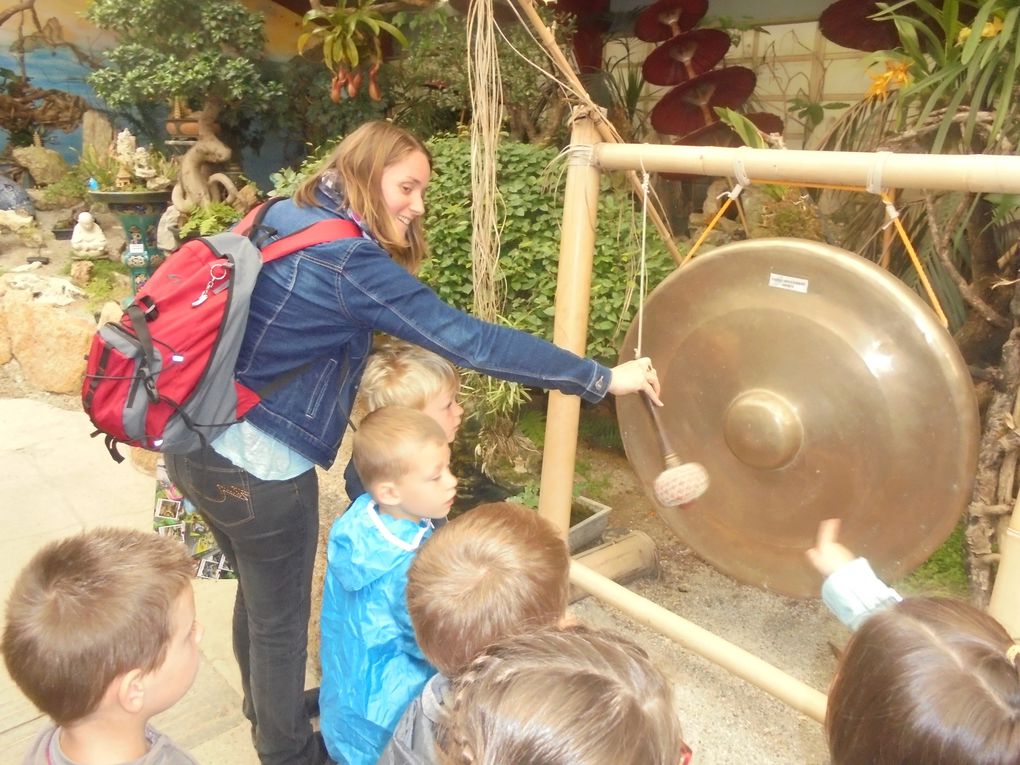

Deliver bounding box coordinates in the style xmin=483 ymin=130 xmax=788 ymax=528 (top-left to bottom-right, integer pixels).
xmin=514 ymin=0 xmax=685 ymax=265
xmin=537 ymin=111 xmax=601 ymax=536
xmin=989 ymin=512 xmax=1020 ymax=638
xmin=571 ymin=561 xmax=829 ymax=724
xmin=593 ymin=143 xmax=1020 ymax=194
xmin=989 ymin=388 xmax=1020 ymax=637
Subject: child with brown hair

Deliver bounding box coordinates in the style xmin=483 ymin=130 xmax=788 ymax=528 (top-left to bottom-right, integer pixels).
xmin=320 ymin=406 xmax=458 ymax=765
xmin=377 ymin=501 xmax=571 ymax=765
xmin=2 ymin=527 xmax=202 ymax=765
xmin=436 ymin=624 xmax=689 ymax=765
xmin=808 ymin=519 xmax=1020 ymax=764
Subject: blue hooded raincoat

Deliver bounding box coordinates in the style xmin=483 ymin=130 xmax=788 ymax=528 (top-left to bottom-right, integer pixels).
xmin=319 ymin=494 xmax=435 ymax=765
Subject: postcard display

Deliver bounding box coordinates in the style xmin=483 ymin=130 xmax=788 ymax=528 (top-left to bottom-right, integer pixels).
xmin=152 ymin=458 xmax=235 ymax=579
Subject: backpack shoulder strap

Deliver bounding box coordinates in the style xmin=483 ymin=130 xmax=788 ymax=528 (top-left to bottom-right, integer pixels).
xmin=260 ymin=219 xmax=362 ymax=263
xmin=233 ymin=196 xmax=286 ymax=237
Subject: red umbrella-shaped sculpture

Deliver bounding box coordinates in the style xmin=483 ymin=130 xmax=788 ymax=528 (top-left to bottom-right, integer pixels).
xmin=553 ymin=0 xmax=611 ymax=73
xmin=634 ymin=0 xmax=710 ymax=43
xmin=819 ymin=0 xmax=899 ymax=52
xmin=660 ymin=112 xmax=784 ymax=181
xmin=650 ymin=66 xmax=757 ymax=138
xmin=642 ymin=29 xmax=732 ymax=86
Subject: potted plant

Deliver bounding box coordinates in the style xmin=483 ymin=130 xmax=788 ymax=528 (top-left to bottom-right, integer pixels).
xmin=85 ymin=0 xmax=282 ymax=217
xmin=84 ymin=130 xmax=177 ymax=291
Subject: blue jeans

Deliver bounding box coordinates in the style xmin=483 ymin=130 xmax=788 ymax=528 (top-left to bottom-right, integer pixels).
xmin=166 ymin=449 xmax=324 ymax=765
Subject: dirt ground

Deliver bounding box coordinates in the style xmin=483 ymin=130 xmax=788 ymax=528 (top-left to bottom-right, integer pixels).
xmin=1 ymin=228 xmax=842 ymax=764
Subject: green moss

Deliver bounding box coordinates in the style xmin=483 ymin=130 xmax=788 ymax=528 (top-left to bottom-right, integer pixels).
xmin=895 ymin=520 xmax=969 ymax=597
xmin=62 ymin=259 xmax=133 ymax=313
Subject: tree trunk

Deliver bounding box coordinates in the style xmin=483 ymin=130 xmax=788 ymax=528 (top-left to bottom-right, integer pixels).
xmin=171 ymin=96 xmax=232 ymax=213
xmin=966 ymin=283 xmax=1020 ymax=606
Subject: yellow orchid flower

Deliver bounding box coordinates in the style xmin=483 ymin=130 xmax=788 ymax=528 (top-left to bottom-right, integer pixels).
xmin=867 ymin=60 xmax=912 ymax=100
xmin=957 ymin=16 xmax=1004 ymax=45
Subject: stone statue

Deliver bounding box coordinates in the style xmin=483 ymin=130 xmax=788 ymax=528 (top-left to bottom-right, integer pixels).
xmin=133 ymin=146 xmax=157 ymax=179
xmin=70 ymin=211 xmax=107 ymax=259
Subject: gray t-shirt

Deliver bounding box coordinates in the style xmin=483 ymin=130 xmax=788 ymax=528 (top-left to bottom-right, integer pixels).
xmin=21 ymin=724 xmax=199 ymax=765
xmin=376 ymin=673 xmax=450 ymax=765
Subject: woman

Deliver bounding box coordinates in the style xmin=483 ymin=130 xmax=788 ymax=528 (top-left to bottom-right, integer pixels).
xmin=166 ymin=121 xmax=661 ymax=765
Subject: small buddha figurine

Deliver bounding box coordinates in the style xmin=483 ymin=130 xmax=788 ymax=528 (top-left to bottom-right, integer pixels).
xmin=70 ymin=211 xmax=107 ymax=259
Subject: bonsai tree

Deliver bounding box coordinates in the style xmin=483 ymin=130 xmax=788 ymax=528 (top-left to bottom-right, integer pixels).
xmin=86 ymin=0 xmax=282 ymax=212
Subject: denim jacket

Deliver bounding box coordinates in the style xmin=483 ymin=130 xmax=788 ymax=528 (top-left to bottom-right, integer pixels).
xmin=235 ymin=194 xmax=611 ymax=468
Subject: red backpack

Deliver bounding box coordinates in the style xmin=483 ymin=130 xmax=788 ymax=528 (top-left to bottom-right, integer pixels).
xmin=81 ymin=198 xmax=359 ymax=461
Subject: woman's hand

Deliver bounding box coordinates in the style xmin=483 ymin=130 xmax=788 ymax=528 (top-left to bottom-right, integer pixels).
xmin=609 ymin=357 xmax=663 ymax=405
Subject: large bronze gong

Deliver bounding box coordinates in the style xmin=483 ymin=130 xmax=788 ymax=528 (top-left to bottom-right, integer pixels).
xmin=617 ymin=238 xmax=979 ymax=598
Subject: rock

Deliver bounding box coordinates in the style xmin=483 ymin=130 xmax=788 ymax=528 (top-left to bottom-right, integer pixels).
xmin=2 ymin=289 xmax=95 ymax=394
xmin=0 ymin=296 xmax=10 ymax=365
xmin=12 ymin=146 xmax=69 ymax=187
xmin=157 ymin=204 xmax=183 ymax=251
xmin=82 ymin=110 xmax=114 ymax=158
xmin=97 ymin=300 xmax=123 ymax=327
xmin=27 ymin=186 xmax=83 ymax=212
xmin=130 ymin=447 xmax=160 ymax=476
xmin=0 ymin=174 xmax=34 ymax=215
xmin=3 ymin=271 xmax=87 ymax=306
xmin=70 ymin=261 xmax=94 ymax=287
xmin=0 ymin=208 xmax=35 ymax=233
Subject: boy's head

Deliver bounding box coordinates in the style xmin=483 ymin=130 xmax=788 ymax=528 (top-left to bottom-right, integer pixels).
xmin=437 ymin=624 xmax=686 ymax=765
xmin=827 ymin=596 xmax=1020 ymax=765
xmin=354 ymin=406 xmax=457 ymax=522
xmin=406 ymin=502 xmax=570 ymax=676
xmin=361 ymin=340 xmax=462 ymax=442
xmin=2 ymin=527 xmax=200 ymax=726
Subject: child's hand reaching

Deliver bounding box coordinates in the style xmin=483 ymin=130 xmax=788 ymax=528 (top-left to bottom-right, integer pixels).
xmin=806 ymin=519 xmax=856 ymax=577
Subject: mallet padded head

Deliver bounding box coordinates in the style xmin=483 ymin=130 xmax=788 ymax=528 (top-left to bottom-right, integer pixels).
xmin=653 ymin=462 xmax=709 ymax=507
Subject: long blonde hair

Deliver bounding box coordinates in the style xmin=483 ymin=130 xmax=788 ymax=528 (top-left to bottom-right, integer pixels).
xmin=294 ymin=121 xmax=431 ymax=272
xmin=437 ymin=624 xmax=684 ymax=765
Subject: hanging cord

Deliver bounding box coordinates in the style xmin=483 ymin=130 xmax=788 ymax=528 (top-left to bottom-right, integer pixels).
xmin=681 ymin=177 xmax=949 ymax=327
xmin=635 ymin=168 xmax=651 ymax=358
xmin=682 ymin=183 xmax=745 ymax=266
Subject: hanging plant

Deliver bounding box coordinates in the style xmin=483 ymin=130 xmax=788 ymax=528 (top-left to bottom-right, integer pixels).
xmin=299 ymin=1 xmax=409 ymax=103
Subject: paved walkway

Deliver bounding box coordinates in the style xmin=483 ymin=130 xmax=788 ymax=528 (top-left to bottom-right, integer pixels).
xmin=0 ymin=398 xmax=259 ymax=764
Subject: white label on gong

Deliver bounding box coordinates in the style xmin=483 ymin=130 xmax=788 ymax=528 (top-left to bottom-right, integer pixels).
xmin=768 ymin=272 xmax=808 ymax=293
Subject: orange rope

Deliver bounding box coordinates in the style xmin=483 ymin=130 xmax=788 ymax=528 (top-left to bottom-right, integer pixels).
xmin=682 ymin=180 xmax=949 ymax=327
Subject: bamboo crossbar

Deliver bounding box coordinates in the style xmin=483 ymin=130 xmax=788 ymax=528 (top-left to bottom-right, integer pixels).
xmin=593 ymin=143 xmax=1020 ymax=194
xmin=571 ymin=561 xmax=829 ymax=723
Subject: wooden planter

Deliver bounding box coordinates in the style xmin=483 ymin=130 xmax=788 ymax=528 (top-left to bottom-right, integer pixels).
xmin=568 ymin=495 xmax=611 ymax=553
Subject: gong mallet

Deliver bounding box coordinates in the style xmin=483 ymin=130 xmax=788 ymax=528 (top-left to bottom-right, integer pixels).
xmin=643 ymin=393 xmax=709 ymax=506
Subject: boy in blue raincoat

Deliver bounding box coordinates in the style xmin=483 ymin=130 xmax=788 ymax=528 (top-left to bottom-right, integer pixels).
xmin=320 ymin=406 xmax=458 ymax=765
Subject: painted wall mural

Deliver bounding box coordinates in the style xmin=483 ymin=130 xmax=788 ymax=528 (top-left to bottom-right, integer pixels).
xmin=1 ymin=0 xmax=301 ymax=179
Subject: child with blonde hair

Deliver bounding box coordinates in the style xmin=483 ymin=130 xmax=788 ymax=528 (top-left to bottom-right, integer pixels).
xmin=436 ymin=624 xmax=689 ymax=765
xmin=320 ymin=406 xmax=457 ymax=765
xmin=377 ymin=501 xmax=570 ymax=764
xmin=345 ymin=339 xmax=462 ymax=502
xmin=808 ymin=519 xmax=1020 ymax=764
xmin=3 ymin=528 xmax=202 ymax=765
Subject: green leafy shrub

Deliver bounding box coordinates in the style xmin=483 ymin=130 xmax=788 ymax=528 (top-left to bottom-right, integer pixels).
xmin=178 ymin=201 xmax=242 ymax=238
xmin=421 ymin=134 xmax=677 ymax=364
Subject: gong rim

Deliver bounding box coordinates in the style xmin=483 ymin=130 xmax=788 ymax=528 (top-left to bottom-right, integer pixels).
xmin=617 ymin=238 xmax=979 ymax=598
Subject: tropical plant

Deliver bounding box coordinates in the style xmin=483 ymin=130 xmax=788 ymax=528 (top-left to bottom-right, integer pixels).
xmin=813 ymin=0 xmax=1020 ymax=605
xmin=384 ymin=5 xmax=570 ymax=144
xmin=178 ymin=201 xmax=242 ymax=238
xmin=299 ymin=1 xmax=409 ymax=103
